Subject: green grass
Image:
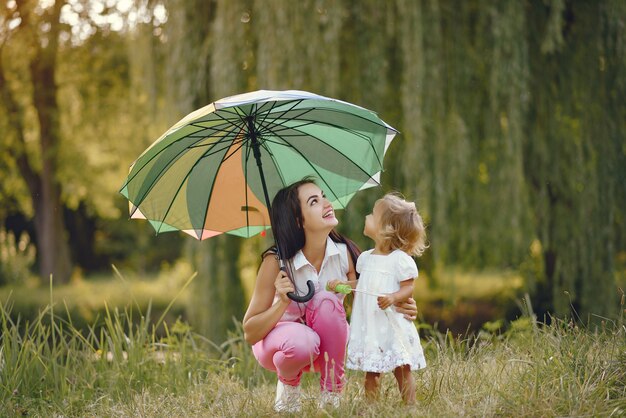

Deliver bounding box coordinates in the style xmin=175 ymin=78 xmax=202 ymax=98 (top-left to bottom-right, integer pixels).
xmin=0 ymin=262 xmax=195 ymax=332
xmin=1 ymin=281 xmax=624 ymax=417
xmin=0 ymin=265 xmax=525 ymax=338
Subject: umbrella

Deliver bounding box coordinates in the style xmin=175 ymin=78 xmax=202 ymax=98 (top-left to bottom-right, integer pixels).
xmin=120 ymin=89 xmax=397 ymax=301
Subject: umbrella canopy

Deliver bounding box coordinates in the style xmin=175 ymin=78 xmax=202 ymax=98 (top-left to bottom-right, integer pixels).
xmin=120 ymin=90 xmax=398 ymax=240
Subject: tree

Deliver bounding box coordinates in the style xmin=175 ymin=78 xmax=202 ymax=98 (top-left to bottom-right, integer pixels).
xmin=525 ymin=0 xmax=625 ymax=320
xmin=164 ymin=0 xmax=250 ymax=342
xmin=0 ymin=0 xmax=72 ymax=283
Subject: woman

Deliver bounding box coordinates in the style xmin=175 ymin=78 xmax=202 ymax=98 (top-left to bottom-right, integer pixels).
xmin=242 ymin=178 xmax=418 ymax=412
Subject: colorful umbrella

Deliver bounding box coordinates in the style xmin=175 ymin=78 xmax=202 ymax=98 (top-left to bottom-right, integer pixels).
xmin=120 ymin=89 xmax=397 ymax=301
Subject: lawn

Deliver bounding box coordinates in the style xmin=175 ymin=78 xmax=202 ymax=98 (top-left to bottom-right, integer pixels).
xmin=0 ymin=263 xmax=526 ymax=336
xmin=0 ymin=272 xmax=624 ymax=416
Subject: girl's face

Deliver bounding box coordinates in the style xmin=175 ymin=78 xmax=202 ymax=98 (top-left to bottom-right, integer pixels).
xmin=297 ymin=183 xmax=338 ymax=233
xmin=364 ymin=200 xmax=382 ymax=241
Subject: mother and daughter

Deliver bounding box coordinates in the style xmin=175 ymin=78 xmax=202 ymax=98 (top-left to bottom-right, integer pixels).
xmin=242 ymin=178 xmax=428 ymax=412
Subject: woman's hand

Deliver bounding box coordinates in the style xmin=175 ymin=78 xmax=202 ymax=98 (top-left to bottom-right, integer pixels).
xmin=326 ymin=279 xmax=343 ymax=292
xmin=275 ymin=269 xmax=295 ymax=304
xmin=394 ymin=297 xmax=418 ymax=320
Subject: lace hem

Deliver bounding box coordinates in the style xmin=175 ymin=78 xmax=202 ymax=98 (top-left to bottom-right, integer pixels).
xmin=347 ymin=346 xmax=426 ymax=373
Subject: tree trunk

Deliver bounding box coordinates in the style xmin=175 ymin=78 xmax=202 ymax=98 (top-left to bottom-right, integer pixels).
xmin=1 ymin=0 xmax=73 ymax=283
xmin=31 ymin=1 xmax=72 ymax=283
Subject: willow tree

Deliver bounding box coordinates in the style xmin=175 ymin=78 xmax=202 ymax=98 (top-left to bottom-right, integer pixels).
xmin=254 ymin=0 xmax=342 ymax=94
xmin=525 ymin=0 xmax=625 ymax=320
xmin=394 ymin=0 xmax=455 ymax=279
xmin=164 ymin=0 xmax=253 ymax=342
xmin=157 ymin=0 xmax=624 ymax=331
xmin=0 ymin=0 xmax=72 ymax=283
xmin=336 ymin=0 xmax=397 ymax=252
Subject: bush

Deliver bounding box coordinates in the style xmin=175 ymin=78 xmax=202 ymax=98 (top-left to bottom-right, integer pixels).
xmin=0 ymin=228 xmax=36 ymax=286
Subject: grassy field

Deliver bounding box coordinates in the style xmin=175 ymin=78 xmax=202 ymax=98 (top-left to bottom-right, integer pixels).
xmin=1 ymin=280 xmax=624 ymax=417
xmin=0 ymin=262 xmax=526 ymax=337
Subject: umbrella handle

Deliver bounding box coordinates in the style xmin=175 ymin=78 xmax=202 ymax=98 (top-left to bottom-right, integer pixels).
xmin=278 ymin=254 xmax=315 ymax=303
xmin=286 ymin=280 xmax=315 ymax=303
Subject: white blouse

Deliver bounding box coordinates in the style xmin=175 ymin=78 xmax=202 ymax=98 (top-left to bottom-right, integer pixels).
xmin=274 ymin=237 xmax=349 ymax=322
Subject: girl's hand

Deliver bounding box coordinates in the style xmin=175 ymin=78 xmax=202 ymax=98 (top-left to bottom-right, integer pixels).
xmin=394 ymin=297 xmax=418 ymax=320
xmin=326 ymin=279 xmax=343 ymax=292
xmin=274 ymin=270 xmax=295 ymax=304
xmin=377 ymin=294 xmax=397 ymax=310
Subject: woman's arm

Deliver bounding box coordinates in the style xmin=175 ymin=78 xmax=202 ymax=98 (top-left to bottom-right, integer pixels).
xmin=346 ymin=252 xmax=357 ymax=281
xmin=242 ymin=256 xmax=294 ymax=345
xmin=394 ymin=297 xmax=418 ymax=321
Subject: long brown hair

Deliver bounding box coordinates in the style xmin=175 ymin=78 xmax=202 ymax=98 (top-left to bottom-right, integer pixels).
xmin=262 ymin=177 xmax=361 ymax=276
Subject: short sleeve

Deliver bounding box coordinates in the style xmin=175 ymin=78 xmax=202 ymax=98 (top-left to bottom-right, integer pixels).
xmin=356 ymin=250 xmax=369 ymax=274
xmin=396 ymin=251 xmax=418 ymax=282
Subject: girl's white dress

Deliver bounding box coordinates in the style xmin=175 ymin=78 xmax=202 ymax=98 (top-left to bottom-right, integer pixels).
xmin=346 ymin=249 xmax=426 ymax=373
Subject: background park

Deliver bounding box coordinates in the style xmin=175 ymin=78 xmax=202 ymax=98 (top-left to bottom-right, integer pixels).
xmin=1 ymin=0 xmax=625 ymax=416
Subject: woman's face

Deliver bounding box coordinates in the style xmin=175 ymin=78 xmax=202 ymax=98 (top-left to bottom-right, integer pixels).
xmin=297 ymin=182 xmax=338 ymax=233
xmin=364 ymin=200 xmax=382 ymax=240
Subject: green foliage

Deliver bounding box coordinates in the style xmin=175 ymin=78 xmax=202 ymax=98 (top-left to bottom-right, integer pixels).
xmin=0 ymin=228 xmax=35 ymax=286
xmin=0 ymin=264 xmax=193 ymax=333
xmin=1 ymin=0 xmax=624 ymax=336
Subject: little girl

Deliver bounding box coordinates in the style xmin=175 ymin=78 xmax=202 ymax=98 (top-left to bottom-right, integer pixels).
xmin=328 ymin=193 xmax=427 ymax=404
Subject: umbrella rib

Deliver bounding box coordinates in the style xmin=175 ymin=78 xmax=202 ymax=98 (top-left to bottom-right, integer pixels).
xmin=254 ymin=109 xmax=384 ymax=167
xmin=256 ymin=104 xmax=317 ymax=136
xmin=152 ymin=106 xmax=257 ymax=237
xmin=191 ymin=108 xmax=250 ymax=137
xmin=188 ymin=135 xmax=246 ymax=154
xmin=193 ymin=140 xmax=247 ymax=239
xmin=128 ymin=120 xmax=243 ymax=216
xmin=122 ymin=118 xmax=243 ymax=194
xmin=256 ymin=123 xmax=351 ymax=207
xmin=258 ymin=114 xmax=378 ymax=147
xmin=247 ymin=100 xmax=340 ymax=197
xmin=153 ymin=136 xmax=241 ymax=237
xmin=236 ymin=99 xmax=294 ymax=195
xmin=262 ymin=135 xmax=346 ymax=208
xmin=257 ymin=138 xmax=289 ymax=189
xmin=258 ymin=101 xmax=394 ymax=136
xmin=256 ymin=99 xmax=304 ymax=129
xmin=185 ymin=124 xmax=244 ymax=138
xmin=255 ymin=118 xmax=383 ymax=192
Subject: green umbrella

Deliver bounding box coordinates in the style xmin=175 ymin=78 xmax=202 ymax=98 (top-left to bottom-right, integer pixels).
xmin=120 ymin=89 xmax=397 ymax=301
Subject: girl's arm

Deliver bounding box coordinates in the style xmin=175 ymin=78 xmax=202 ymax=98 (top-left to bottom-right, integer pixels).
xmin=378 ymin=279 xmax=414 ymax=310
xmin=242 ymin=256 xmax=293 ymax=345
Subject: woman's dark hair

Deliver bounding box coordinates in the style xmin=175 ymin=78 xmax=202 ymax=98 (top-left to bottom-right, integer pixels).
xmin=262 ymin=177 xmax=361 ymax=277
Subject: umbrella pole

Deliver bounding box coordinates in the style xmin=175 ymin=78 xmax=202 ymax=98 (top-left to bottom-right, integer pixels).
xmin=247 ymin=118 xmax=315 ymax=303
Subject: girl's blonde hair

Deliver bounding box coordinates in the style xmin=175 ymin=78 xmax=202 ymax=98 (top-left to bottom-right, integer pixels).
xmin=377 ymin=193 xmax=427 ymax=257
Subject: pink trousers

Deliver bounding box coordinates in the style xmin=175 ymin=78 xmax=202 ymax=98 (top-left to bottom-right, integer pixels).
xmin=252 ymin=290 xmax=349 ymax=392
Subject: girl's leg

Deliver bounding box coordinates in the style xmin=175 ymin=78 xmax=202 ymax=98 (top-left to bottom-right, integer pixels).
xmin=305 ymin=290 xmax=349 ymax=392
xmin=393 ymin=364 xmax=416 ymax=404
xmin=364 ymin=372 xmax=381 ymax=400
xmin=252 ymin=321 xmax=320 ymax=386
